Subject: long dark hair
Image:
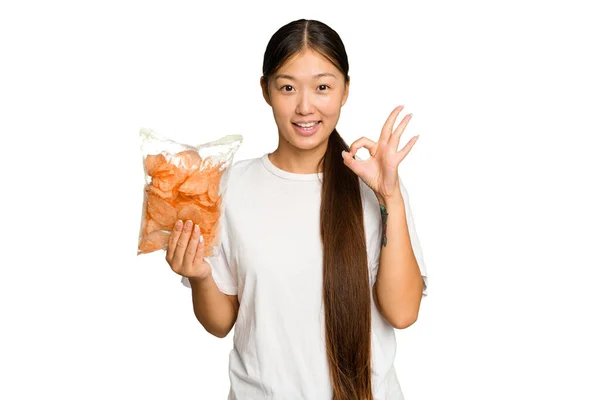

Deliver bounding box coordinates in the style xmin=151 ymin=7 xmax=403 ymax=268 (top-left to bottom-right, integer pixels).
xmin=261 ymin=19 xmax=373 ymax=400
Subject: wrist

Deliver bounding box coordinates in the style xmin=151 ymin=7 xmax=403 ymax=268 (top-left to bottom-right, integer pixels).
xmin=376 ymin=191 xmax=404 ymax=208
xmin=188 ymin=274 xmax=211 ymax=286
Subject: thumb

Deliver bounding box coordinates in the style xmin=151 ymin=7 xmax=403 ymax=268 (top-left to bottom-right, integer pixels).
xmin=342 ymin=150 xmax=365 ymax=175
xmin=341 ymin=150 xmax=353 ymax=168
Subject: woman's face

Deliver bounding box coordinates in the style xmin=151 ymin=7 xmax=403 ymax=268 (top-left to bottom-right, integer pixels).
xmin=261 ymin=49 xmax=349 ymax=152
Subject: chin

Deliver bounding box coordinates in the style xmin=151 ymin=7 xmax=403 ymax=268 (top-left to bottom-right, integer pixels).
xmin=291 ymin=134 xmax=329 ymax=151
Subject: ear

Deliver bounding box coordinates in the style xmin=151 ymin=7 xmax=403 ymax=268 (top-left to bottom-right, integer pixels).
xmin=341 ymin=75 xmax=350 ymax=107
xmin=260 ymin=76 xmax=271 ymax=106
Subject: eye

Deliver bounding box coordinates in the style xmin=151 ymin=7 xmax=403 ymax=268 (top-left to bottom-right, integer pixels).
xmin=318 ymin=84 xmax=330 ymax=91
xmin=281 ymin=85 xmax=294 ymax=92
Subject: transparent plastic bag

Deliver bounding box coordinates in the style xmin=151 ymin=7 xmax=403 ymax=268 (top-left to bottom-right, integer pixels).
xmin=137 ymin=127 xmax=243 ymax=257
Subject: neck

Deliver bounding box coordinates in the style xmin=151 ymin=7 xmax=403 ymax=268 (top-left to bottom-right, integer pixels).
xmin=269 ymin=143 xmax=327 ymax=174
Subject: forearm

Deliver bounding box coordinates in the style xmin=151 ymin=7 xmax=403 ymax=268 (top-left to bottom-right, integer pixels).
xmin=189 ymin=274 xmax=237 ymax=338
xmin=375 ymin=188 xmax=424 ymax=328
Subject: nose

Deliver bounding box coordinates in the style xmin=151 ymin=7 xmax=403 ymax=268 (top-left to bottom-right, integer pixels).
xmin=295 ymin=89 xmax=316 ymax=115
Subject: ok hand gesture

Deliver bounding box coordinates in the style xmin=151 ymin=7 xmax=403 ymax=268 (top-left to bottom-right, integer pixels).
xmin=342 ymin=105 xmax=418 ymax=200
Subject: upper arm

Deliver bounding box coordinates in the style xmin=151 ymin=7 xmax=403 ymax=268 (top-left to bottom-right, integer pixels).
xmin=372 ymin=278 xmax=386 ymax=322
xmin=226 ymin=293 xmax=239 ymax=326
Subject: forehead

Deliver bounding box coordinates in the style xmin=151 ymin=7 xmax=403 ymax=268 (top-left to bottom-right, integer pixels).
xmin=275 ymin=50 xmax=341 ymax=80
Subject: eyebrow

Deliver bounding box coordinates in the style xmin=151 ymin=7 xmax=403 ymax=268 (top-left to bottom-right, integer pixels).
xmin=273 ymin=72 xmax=338 ymax=81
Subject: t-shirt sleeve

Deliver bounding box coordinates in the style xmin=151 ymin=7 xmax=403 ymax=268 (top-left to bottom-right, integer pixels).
xmin=368 ymin=179 xmax=428 ymax=297
xmin=180 ymin=180 xmax=238 ymax=295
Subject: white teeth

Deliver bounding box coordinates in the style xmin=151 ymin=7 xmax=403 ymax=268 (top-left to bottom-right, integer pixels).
xmin=295 ymin=122 xmax=318 ymax=128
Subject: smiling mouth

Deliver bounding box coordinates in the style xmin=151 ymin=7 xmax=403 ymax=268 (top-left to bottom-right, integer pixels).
xmin=292 ymin=121 xmax=322 ymax=136
xmin=292 ymin=121 xmax=321 ymax=128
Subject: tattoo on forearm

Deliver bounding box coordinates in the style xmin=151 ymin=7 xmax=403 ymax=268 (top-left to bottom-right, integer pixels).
xmin=380 ymin=204 xmax=388 ymax=247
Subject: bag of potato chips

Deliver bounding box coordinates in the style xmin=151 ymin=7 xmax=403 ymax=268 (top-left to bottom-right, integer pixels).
xmin=137 ymin=127 xmax=243 ymax=257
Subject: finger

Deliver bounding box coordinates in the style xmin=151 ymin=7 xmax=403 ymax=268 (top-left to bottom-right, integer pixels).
xmin=393 ymin=135 xmax=419 ymax=165
xmin=342 ymin=150 xmax=369 ymax=175
xmin=166 ymin=220 xmax=183 ymax=262
xmin=348 ymin=137 xmax=377 ymax=158
xmin=378 ymin=105 xmax=404 ymax=145
xmin=182 ymin=223 xmax=202 ymax=268
xmin=388 ymin=113 xmax=412 ymax=151
xmin=192 ymin=234 xmax=205 ymax=267
xmin=172 ymin=220 xmax=194 ymax=269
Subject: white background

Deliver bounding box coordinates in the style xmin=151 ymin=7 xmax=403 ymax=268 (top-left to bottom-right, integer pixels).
xmin=1 ymin=0 xmax=599 ymax=399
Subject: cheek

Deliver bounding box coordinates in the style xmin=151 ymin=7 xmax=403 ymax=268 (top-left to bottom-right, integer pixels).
xmin=318 ymin=100 xmax=341 ymax=119
xmin=271 ymin=98 xmax=294 ymax=117
xmin=316 ymin=93 xmax=344 ymax=112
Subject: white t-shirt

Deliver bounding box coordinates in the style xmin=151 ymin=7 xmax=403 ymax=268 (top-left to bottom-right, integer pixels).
xmin=182 ymin=153 xmax=428 ymax=399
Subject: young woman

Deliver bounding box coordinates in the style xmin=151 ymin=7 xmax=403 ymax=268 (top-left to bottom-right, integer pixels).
xmin=166 ymin=18 xmax=428 ymax=400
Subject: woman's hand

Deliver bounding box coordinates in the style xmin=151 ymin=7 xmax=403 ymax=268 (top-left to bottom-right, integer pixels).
xmin=166 ymin=219 xmax=212 ymax=282
xmin=342 ymin=105 xmax=418 ymax=200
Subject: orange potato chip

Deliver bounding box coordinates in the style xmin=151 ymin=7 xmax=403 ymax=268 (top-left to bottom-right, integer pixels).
xmin=174 ymin=194 xmax=196 ymax=211
xmin=172 ymin=150 xmax=202 ymax=172
xmin=144 ymin=217 xmax=163 ymax=235
xmin=144 ymin=153 xmax=166 ymax=176
xmin=146 ymin=192 xmax=178 ymax=229
xmin=153 ymin=169 xmax=187 ymax=192
xmin=177 ymin=203 xmax=203 ymax=224
xmin=179 ymin=171 xmax=210 ymax=196
xmin=148 ymin=182 xmax=176 ymax=200
xmin=138 ymin=230 xmax=170 ymax=254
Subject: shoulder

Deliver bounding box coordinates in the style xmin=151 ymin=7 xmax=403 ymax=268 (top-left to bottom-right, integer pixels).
xmin=231 ymin=156 xmax=257 ymax=171
xmin=224 ymin=155 xmax=262 ymax=183
xmin=219 ymin=155 xmax=264 ymax=198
